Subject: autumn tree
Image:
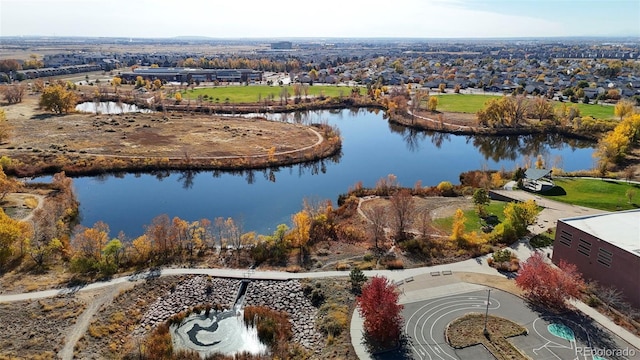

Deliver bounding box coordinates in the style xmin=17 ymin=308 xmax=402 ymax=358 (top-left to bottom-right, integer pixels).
xmin=0 ymin=59 xmax=21 ymax=73
xmin=111 ymin=76 xmax=122 ymax=88
xmin=595 ymin=114 xmax=640 ymax=166
xmin=0 ymin=165 xmax=20 ymax=201
xmin=476 ymin=95 xmax=529 ymax=127
xmin=0 ymin=109 xmax=11 ymax=144
xmin=389 ymin=189 xmax=415 ymax=241
xmin=503 ymin=199 xmax=539 ymax=237
xmin=22 ymin=54 xmax=44 ymax=69
xmin=427 ymin=96 xmax=438 ymax=112
xmin=39 ymin=84 xmax=77 ymax=114
xmin=357 ymin=276 xmax=404 ymax=348
xmin=291 ymin=210 xmax=311 ymax=264
xmin=26 ymin=205 xmax=62 ymax=269
xmin=71 ymin=222 xmax=109 ymax=261
xmin=515 ymin=251 xmax=585 ymax=309
xmin=0 ymin=208 xmax=32 ymax=269
xmin=450 ymin=208 xmax=466 ymax=245
xmin=131 ymin=234 xmax=153 ymax=264
xmin=2 ymin=83 xmax=26 ymax=104
xmin=529 ymin=96 xmax=554 ymax=122
xmin=145 ymin=214 xmax=172 ymax=262
xmin=614 ymin=99 xmax=635 ymax=120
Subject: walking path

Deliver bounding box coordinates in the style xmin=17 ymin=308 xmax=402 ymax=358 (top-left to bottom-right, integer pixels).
xmin=1 ymin=192 xmax=638 ymax=359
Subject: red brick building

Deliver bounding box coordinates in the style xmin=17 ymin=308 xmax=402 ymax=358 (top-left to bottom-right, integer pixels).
xmin=552 ymin=209 xmax=640 ymax=309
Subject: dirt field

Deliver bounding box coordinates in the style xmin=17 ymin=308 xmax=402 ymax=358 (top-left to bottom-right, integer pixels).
xmin=3 ymin=95 xmax=321 ymax=160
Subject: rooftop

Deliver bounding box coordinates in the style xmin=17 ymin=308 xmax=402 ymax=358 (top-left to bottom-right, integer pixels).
xmin=560 ymin=209 xmax=640 ymax=257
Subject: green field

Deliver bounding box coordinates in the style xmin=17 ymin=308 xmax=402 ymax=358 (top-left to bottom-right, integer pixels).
xmin=433 ymin=201 xmax=508 ymax=234
xmin=433 ymin=94 xmax=500 ymax=113
xmin=540 ymin=178 xmax=640 ymax=211
xmin=558 ymin=102 xmax=615 ymax=119
xmin=433 ymin=94 xmax=615 ymax=119
xmin=181 ymin=85 xmax=365 ymax=103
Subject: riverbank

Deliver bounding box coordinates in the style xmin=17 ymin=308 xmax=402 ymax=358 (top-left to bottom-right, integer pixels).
xmin=391 ymin=109 xmax=601 ymax=141
xmin=1 ymin=95 xmax=342 ymax=177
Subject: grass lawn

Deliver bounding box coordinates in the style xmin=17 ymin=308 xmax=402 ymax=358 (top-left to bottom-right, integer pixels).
xmin=181 ymin=85 xmax=365 ymax=103
xmin=540 ymin=178 xmax=640 ymax=211
xmin=433 ymin=201 xmax=508 ymax=234
xmin=434 ymin=94 xmax=500 ymax=113
xmin=553 ymin=102 xmax=615 ymax=119
xmin=433 ymin=94 xmax=615 ymax=119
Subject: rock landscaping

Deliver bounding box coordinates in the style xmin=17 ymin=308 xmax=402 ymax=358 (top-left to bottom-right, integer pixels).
xmin=136 ymin=276 xmax=323 ymax=351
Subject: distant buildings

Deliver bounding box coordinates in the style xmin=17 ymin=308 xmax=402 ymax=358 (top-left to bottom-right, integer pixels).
xmin=552 ymin=210 xmax=640 ymax=309
xmin=271 ymin=41 xmax=292 ymax=50
xmin=120 ymin=67 xmax=263 ymax=83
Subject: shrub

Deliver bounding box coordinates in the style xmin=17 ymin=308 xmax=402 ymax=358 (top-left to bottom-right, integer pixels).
xmin=436 ymin=181 xmax=454 ymax=196
xmin=384 ymin=259 xmax=404 ymax=270
xmin=363 ymin=253 xmax=374 ymax=262
xmin=492 ymin=249 xmax=512 ymax=263
xmin=318 ymin=302 xmax=349 ymax=336
xmin=335 ymin=262 xmax=350 ymax=271
xmin=530 ymin=233 xmax=554 ymax=248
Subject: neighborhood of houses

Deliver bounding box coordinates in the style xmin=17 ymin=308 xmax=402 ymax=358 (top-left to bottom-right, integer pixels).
xmin=2 ymin=37 xmax=640 ymax=102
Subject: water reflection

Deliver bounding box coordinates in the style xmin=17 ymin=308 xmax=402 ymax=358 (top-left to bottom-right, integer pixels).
xmin=470 ymin=134 xmax=594 ymax=163
xmin=75 ymin=101 xmax=153 ymax=114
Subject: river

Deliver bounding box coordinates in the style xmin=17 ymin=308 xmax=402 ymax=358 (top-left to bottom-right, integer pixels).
xmin=71 ymin=108 xmax=595 ymax=238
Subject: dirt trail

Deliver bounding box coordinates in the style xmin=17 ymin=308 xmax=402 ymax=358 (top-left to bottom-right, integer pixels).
xmin=57 ymin=282 xmax=135 ymax=360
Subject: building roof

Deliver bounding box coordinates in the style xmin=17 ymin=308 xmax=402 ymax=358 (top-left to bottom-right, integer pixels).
xmin=525 ymin=168 xmax=552 ymax=181
xmin=560 ymin=209 xmax=640 ymax=257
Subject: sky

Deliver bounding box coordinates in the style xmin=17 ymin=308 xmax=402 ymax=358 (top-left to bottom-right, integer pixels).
xmin=1 ymin=0 xmax=639 ymax=39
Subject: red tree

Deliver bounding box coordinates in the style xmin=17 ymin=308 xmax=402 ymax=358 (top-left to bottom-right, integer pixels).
xmin=515 ymin=251 xmax=585 ymax=309
xmin=356 ymin=276 xmax=404 ymax=348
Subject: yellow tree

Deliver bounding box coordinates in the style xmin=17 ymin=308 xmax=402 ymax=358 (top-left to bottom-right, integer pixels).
xmin=529 ymin=96 xmax=554 ymax=122
xmin=0 ymin=208 xmax=31 ymax=268
xmin=614 ymin=99 xmax=635 ymax=120
xmin=72 ymin=221 xmax=110 ymax=261
xmin=291 ymin=210 xmax=311 ymax=264
xmin=39 ymin=84 xmax=77 ymax=114
xmin=427 ymin=96 xmax=438 ymax=112
xmin=0 ymin=165 xmax=21 ymax=201
xmin=131 ymin=234 xmax=152 ymax=264
xmin=0 ymin=108 xmax=10 ymax=144
xmin=450 ymin=208 xmax=466 ymax=245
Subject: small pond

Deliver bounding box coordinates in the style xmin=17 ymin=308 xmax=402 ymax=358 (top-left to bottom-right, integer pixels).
xmin=171 ymin=309 xmax=268 ymax=357
xmin=75 ymin=101 xmax=153 ymax=114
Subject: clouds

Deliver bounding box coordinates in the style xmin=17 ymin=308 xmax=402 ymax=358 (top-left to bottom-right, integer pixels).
xmin=1 ymin=0 xmax=638 ymax=38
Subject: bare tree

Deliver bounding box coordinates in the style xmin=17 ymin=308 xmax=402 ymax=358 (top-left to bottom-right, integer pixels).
xmin=389 ymin=189 xmax=415 ymax=241
xmin=597 ymin=286 xmax=625 ymax=312
xmin=416 ymin=209 xmax=431 ymax=238
xmin=364 ymin=205 xmax=387 ymax=250
xmin=1 ymin=83 xmax=26 ymax=104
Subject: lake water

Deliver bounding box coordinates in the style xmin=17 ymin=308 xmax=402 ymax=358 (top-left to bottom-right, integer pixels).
xmin=71 ymin=108 xmax=596 ymax=238
xmin=75 ymin=101 xmax=152 ymax=114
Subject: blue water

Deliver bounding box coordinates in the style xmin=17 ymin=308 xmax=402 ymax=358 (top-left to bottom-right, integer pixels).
xmin=71 ymin=109 xmax=596 ymax=238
